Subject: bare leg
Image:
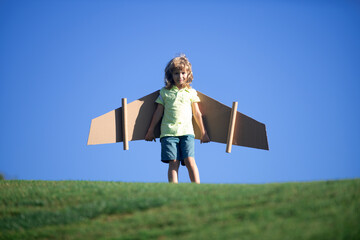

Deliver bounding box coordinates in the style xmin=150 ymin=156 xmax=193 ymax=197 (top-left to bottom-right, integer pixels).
xmin=168 ymin=160 xmax=180 ymax=183
xmin=184 ymin=157 xmax=200 ymax=184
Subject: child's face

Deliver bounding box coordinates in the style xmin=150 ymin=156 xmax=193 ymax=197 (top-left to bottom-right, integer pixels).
xmin=172 ymin=69 xmax=188 ymax=87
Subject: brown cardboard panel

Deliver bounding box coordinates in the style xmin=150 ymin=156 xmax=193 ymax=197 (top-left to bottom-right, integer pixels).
xmin=88 ymin=90 xmax=269 ymax=151
xmin=87 ymin=109 xmax=119 ymax=145
xmin=193 ymin=92 xmax=231 ymax=143
xmin=234 ymin=112 xmax=269 ymax=150
xmin=126 ymin=90 xmax=161 ymax=141
xmin=87 ymin=91 xmax=160 ymax=145
xmin=193 ymin=92 xmax=268 ymax=150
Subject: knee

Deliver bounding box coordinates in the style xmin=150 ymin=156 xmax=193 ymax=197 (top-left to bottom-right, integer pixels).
xmin=184 ymin=157 xmax=196 ymax=168
xmin=169 ymin=160 xmax=180 ymax=170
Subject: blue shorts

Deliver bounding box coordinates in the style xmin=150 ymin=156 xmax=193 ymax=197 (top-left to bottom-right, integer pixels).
xmin=160 ymin=135 xmax=195 ymax=166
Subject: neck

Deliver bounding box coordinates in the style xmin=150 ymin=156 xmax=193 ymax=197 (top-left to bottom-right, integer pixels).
xmin=175 ymin=83 xmax=186 ymax=89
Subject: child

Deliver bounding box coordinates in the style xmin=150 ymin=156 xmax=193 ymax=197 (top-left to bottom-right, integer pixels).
xmin=145 ymin=55 xmax=210 ymax=184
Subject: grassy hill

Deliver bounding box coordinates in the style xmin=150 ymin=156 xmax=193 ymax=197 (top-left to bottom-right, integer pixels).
xmin=0 ymin=179 xmax=359 ymax=240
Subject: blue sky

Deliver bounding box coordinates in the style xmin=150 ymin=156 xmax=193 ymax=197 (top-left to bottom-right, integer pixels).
xmin=1 ymin=0 xmax=359 ymax=183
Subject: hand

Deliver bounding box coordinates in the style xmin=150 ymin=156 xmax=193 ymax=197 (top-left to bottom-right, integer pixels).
xmin=145 ymin=130 xmax=156 ymax=142
xmin=200 ymin=132 xmax=210 ymax=144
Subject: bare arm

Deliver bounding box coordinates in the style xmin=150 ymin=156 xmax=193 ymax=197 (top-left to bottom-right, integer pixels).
xmin=192 ymin=102 xmax=210 ymax=143
xmin=145 ymin=104 xmax=164 ymax=142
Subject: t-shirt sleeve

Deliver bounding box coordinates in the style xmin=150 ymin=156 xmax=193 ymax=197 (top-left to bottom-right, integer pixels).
xmin=190 ymin=89 xmax=200 ymax=103
xmin=155 ymin=89 xmax=164 ymax=105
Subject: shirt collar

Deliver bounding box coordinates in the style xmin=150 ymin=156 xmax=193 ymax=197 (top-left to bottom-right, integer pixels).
xmin=171 ymin=86 xmax=189 ymax=92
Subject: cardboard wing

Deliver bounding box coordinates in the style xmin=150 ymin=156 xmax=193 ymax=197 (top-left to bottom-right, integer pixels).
xmin=87 ymin=90 xmax=269 ymax=152
xmin=87 ymin=91 xmax=161 ymax=146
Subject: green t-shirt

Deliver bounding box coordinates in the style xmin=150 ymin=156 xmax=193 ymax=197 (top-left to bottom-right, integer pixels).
xmin=156 ymin=86 xmax=200 ymax=138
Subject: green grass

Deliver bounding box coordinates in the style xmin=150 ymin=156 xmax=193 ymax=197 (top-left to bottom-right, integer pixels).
xmin=0 ymin=179 xmax=359 ymax=240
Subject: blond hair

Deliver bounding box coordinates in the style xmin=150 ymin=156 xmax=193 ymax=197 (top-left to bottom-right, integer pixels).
xmin=164 ymin=55 xmax=194 ymax=89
